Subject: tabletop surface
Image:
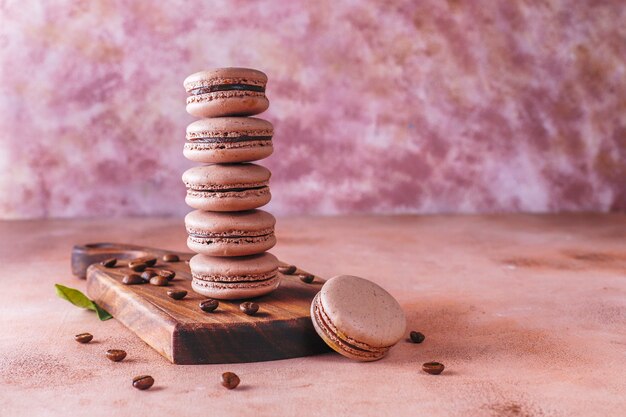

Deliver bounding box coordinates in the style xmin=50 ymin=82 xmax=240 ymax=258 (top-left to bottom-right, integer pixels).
xmin=1 ymin=214 xmax=625 ymax=417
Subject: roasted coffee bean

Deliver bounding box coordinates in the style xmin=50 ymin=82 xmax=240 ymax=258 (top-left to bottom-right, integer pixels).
xmin=162 ymin=253 xmax=180 ymax=262
xmin=101 ymin=258 xmax=117 ymax=268
xmin=409 ymin=331 xmax=425 ymax=344
xmin=140 ymin=270 xmax=157 ymax=281
xmin=221 ymin=372 xmax=240 ymax=389
xmin=132 ymin=375 xmax=154 ymax=390
xmin=122 ymin=274 xmax=145 ymax=285
xmin=158 ymin=269 xmax=176 ymax=281
xmin=128 ymin=261 xmax=147 ymax=272
xmin=199 ymin=299 xmax=219 ymax=312
xmin=75 ymin=333 xmax=93 ymax=343
xmin=422 ymin=361 xmax=445 ymax=375
xmin=298 ymin=273 xmax=314 ymax=284
xmin=240 ymin=301 xmax=259 ymax=316
xmin=278 ymin=265 xmax=297 ymax=275
xmin=149 ymin=276 xmax=169 ymax=286
xmin=167 ymin=289 xmax=187 ymax=300
xmin=106 ymin=349 xmax=127 ymax=362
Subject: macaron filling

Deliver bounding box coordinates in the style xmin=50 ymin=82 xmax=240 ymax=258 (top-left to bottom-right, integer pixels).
xmin=185 ymin=181 xmax=270 ymax=197
xmin=187 ymin=229 xmax=275 ymax=246
xmin=188 ymin=84 xmax=266 ymax=95
xmin=186 ymin=135 xmax=273 ymax=144
xmin=312 ymin=293 xmax=390 ymax=360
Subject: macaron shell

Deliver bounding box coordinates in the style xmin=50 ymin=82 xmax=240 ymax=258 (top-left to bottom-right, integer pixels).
xmin=317 ymin=275 xmax=406 ymax=349
xmin=182 ymin=163 xmax=271 ymax=187
xmin=187 ymin=234 xmax=276 ymax=257
xmin=186 ymin=95 xmax=269 ymax=118
xmin=185 ymin=209 xmax=276 ymax=233
xmin=185 ymin=189 xmax=270 ymax=211
xmin=192 ymin=275 xmax=280 ymax=300
xmin=183 ymin=143 xmax=273 ymax=164
xmin=184 ymin=68 xmax=268 ymax=91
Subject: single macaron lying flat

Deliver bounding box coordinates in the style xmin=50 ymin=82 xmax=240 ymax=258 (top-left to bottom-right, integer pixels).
xmin=185 ymin=117 xmax=273 ymax=163
xmin=184 ymin=68 xmax=269 ymax=118
xmin=311 ymin=275 xmax=406 ymax=361
xmin=190 ymin=253 xmax=280 ymax=299
xmin=185 ymin=209 xmax=276 ymax=257
xmin=182 ymin=163 xmax=271 ymax=212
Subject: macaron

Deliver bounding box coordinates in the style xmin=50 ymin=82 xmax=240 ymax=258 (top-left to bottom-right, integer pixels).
xmin=182 ymin=163 xmax=271 ymax=211
xmin=185 ymin=209 xmax=276 ymax=257
xmin=190 ymin=253 xmax=280 ymax=299
xmin=184 ymin=68 xmax=269 ymax=118
xmin=311 ymin=275 xmax=406 ymax=361
xmin=184 ymin=117 xmax=273 ymax=163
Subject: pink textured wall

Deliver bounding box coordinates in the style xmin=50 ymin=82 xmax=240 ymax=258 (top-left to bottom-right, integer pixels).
xmin=0 ymin=0 xmax=624 ymax=219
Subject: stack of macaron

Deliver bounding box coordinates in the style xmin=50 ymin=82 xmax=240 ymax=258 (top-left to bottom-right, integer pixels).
xmin=182 ymin=68 xmax=280 ymax=300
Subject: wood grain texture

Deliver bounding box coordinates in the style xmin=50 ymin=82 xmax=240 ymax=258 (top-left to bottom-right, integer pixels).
xmin=76 ymin=243 xmax=329 ymax=364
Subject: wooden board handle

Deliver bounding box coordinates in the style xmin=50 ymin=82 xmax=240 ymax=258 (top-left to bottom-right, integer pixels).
xmin=71 ymin=243 xmax=189 ymax=279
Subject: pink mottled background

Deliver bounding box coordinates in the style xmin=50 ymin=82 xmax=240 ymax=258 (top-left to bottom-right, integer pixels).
xmin=0 ymin=0 xmax=624 ymax=219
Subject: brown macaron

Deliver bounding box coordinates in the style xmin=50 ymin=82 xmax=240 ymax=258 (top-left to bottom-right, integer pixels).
xmin=190 ymin=253 xmax=280 ymax=299
xmin=184 ymin=117 xmax=273 ymax=164
xmin=185 ymin=209 xmax=276 ymax=257
xmin=184 ymin=68 xmax=269 ymax=118
xmin=182 ymin=163 xmax=271 ymax=212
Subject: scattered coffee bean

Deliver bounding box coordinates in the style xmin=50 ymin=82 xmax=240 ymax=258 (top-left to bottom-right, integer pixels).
xmin=221 ymin=372 xmax=240 ymax=389
xmin=162 ymin=253 xmax=180 ymax=262
xmin=101 ymin=258 xmax=117 ymax=268
xmin=167 ymin=289 xmax=187 ymax=300
xmin=298 ymin=273 xmax=315 ymax=284
xmin=132 ymin=375 xmax=154 ymax=390
xmin=422 ymin=361 xmax=445 ymax=375
xmin=75 ymin=333 xmax=93 ymax=343
xmin=240 ymin=301 xmax=259 ymax=316
xmin=141 ymin=270 xmax=157 ymax=281
xmin=122 ymin=274 xmax=145 ymax=285
xmin=409 ymin=331 xmax=425 ymax=344
xmin=158 ymin=269 xmax=176 ymax=281
xmin=199 ymin=299 xmax=219 ymax=312
xmin=149 ymin=276 xmax=169 ymax=286
xmin=143 ymin=257 xmax=158 ymax=267
xmin=278 ymin=265 xmax=297 ymax=275
xmin=128 ymin=261 xmax=147 ymax=272
xmin=106 ymin=349 xmax=127 ymax=362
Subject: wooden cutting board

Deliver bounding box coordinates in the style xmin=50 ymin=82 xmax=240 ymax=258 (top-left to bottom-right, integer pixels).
xmin=71 ymin=243 xmax=329 ymax=364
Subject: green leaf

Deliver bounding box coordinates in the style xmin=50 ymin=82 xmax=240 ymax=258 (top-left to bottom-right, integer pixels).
xmin=54 ymin=284 xmax=113 ymax=321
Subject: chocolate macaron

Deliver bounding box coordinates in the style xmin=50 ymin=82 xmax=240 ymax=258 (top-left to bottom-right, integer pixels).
xmin=190 ymin=253 xmax=280 ymax=299
xmin=184 ymin=68 xmax=269 ymax=118
xmin=185 ymin=209 xmax=276 ymax=257
xmin=182 ymin=163 xmax=271 ymax=212
xmin=311 ymin=275 xmax=406 ymax=361
xmin=185 ymin=117 xmax=273 ymax=163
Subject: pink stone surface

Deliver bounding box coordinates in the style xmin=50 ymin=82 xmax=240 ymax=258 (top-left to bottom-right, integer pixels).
xmin=0 ymin=1 xmax=625 ymax=219
xmin=1 ymin=214 xmax=625 ymax=416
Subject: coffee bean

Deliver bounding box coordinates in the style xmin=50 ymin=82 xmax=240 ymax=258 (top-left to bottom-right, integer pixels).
xmin=128 ymin=261 xmax=147 ymax=272
xmin=298 ymin=273 xmax=314 ymax=284
xmin=140 ymin=270 xmax=157 ymax=281
xmin=158 ymin=269 xmax=176 ymax=281
xmin=422 ymin=361 xmax=445 ymax=375
xmin=75 ymin=333 xmax=93 ymax=343
xmin=101 ymin=258 xmax=117 ymax=268
xmin=133 ymin=256 xmax=157 ymax=267
xmin=163 ymin=254 xmax=180 ymax=262
xmin=106 ymin=349 xmax=127 ymax=362
xmin=278 ymin=265 xmax=297 ymax=275
xmin=409 ymin=331 xmax=425 ymax=344
xmin=132 ymin=375 xmax=154 ymax=390
xmin=221 ymin=372 xmax=240 ymax=389
xmin=199 ymin=299 xmax=219 ymax=312
xmin=167 ymin=289 xmax=187 ymax=300
xmin=122 ymin=274 xmax=145 ymax=285
xmin=149 ymin=276 xmax=169 ymax=286
xmin=240 ymin=301 xmax=259 ymax=316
